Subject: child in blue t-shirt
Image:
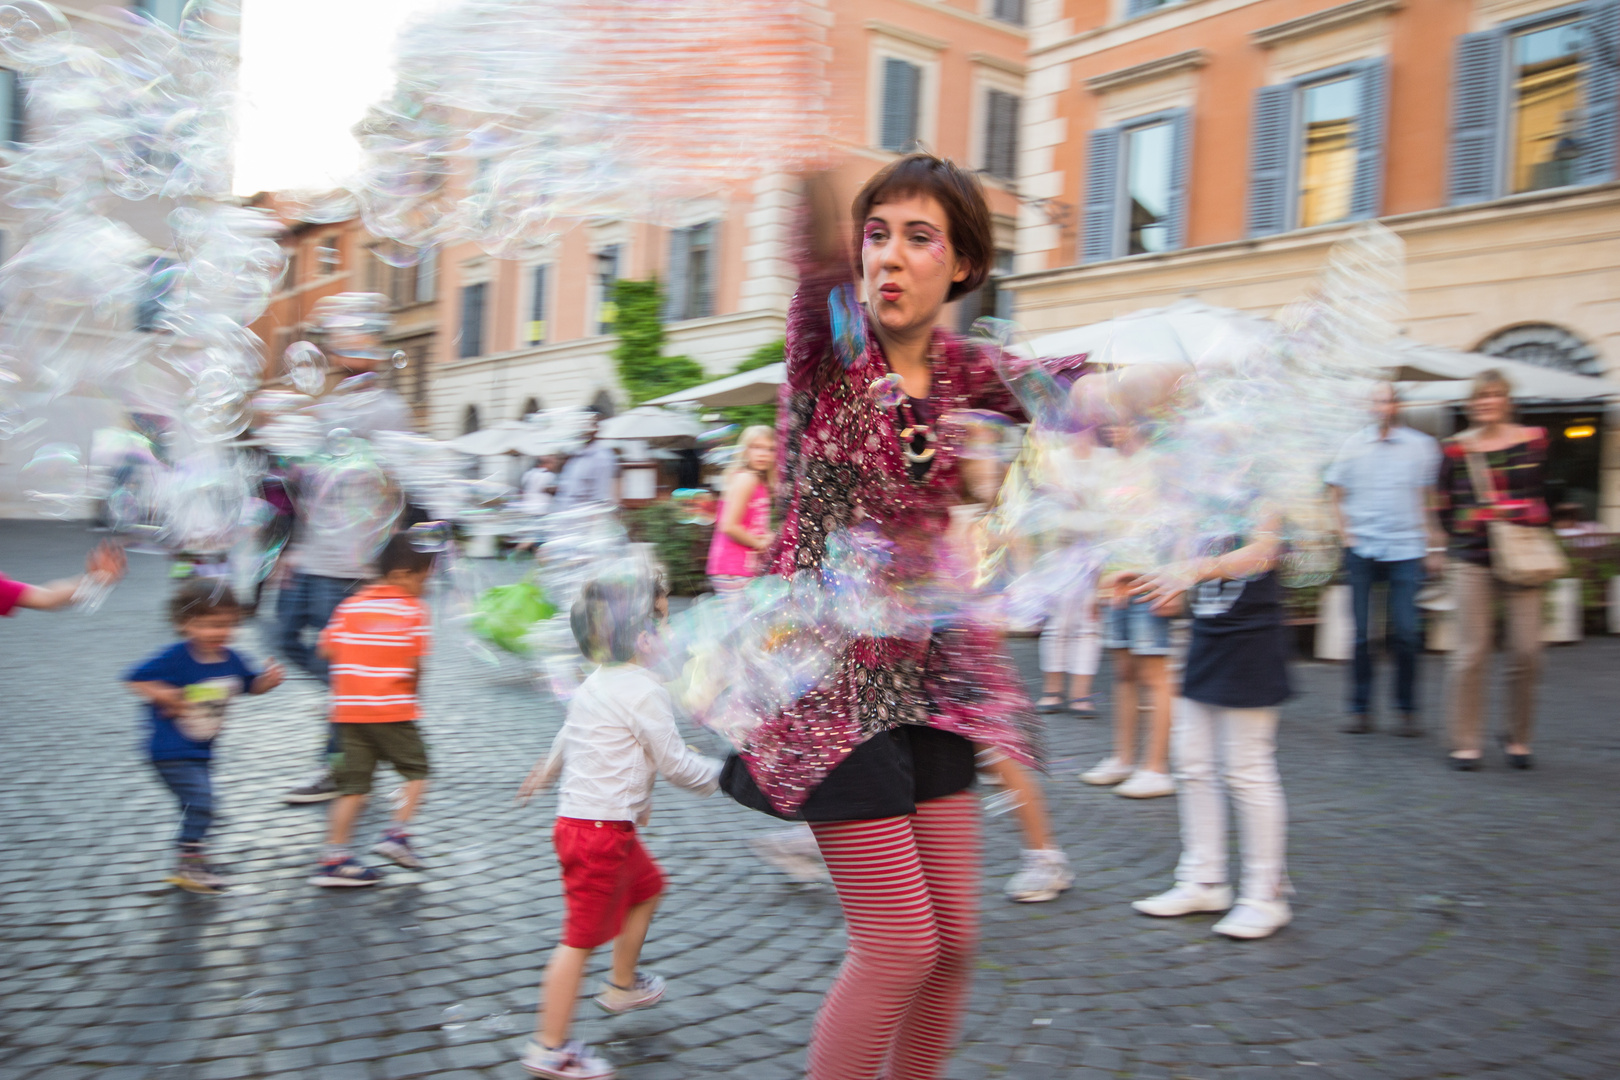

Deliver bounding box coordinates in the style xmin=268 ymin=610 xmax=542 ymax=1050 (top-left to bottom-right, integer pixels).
xmin=126 ymin=581 xmax=283 ymax=893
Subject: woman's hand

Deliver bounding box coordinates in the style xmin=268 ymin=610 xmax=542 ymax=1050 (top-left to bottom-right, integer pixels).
xmin=515 ymin=759 xmax=552 ymax=806
xmin=1125 ymin=565 xmax=1198 ymax=616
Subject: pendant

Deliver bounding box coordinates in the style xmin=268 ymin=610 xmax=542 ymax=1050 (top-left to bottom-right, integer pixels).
xmin=900 ymin=425 xmax=936 ymax=464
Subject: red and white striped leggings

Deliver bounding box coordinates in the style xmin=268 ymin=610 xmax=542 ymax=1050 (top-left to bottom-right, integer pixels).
xmin=806 ymin=792 xmax=981 ymax=1080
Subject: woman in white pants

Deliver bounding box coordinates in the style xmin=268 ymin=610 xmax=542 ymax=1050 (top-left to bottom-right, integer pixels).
xmin=1118 ymin=528 xmax=1292 ymax=940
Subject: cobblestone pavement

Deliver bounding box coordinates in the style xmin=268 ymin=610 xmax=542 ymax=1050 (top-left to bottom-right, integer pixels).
xmin=2 ymin=520 xmax=1617 ymax=1080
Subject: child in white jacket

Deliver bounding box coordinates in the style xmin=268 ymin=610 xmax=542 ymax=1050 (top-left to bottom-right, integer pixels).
xmin=517 ymin=574 xmax=722 ymax=1080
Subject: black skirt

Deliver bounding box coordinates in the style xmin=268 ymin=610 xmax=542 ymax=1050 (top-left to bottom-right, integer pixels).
xmin=722 ymin=725 xmax=976 ymax=822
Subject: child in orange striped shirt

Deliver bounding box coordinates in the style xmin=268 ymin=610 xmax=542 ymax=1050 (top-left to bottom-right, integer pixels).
xmin=309 ymin=534 xmax=435 ymax=887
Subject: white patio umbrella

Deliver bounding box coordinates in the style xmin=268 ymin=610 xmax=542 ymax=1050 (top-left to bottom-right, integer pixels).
xmin=644 ymin=362 xmax=786 ymax=408
xmin=446 ymin=420 xmax=530 ymax=456
xmin=597 ymin=404 xmax=705 ymax=446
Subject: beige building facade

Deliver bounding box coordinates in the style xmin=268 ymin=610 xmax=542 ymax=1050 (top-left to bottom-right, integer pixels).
xmin=1008 ymin=0 xmax=1620 ymax=525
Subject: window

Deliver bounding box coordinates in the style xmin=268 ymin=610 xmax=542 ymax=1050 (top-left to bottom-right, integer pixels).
xmin=1510 ymin=20 xmax=1584 ymax=193
xmin=982 ymin=89 xmax=1021 ymax=182
xmin=666 ymin=222 xmax=717 ymax=322
xmin=462 ymin=404 xmax=480 ymax=435
xmin=1081 ymin=110 xmax=1191 ymax=263
xmin=1246 ymin=60 xmax=1387 ymax=238
xmin=134 ymin=0 xmax=185 ymax=27
xmin=0 ymin=68 xmax=21 ymax=144
xmin=1449 ymin=5 xmax=1619 ymax=205
xmin=956 ymin=248 xmax=1016 ymax=333
xmin=316 ymin=235 xmax=341 ymax=275
xmin=880 ymin=58 xmax=922 ymax=153
xmin=526 ymin=264 xmax=549 ymax=345
xmin=135 ymin=256 xmax=177 ymax=333
xmin=1299 ymin=76 xmax=1360 ymax=227
xmin=416 ymin=247 xmax=437 ymax=303
xmin=521 ymin=397 xmax=541 ymax=418
xmin=990 ymin=0 xmax=1025 ymax=25
xmin=595 ymin=246 xmax=621 ymax=335
xmin=459 ymin=282 xmax=486 ymax=359
xmin=1126 ymin=0 xmax=1182 ymax=16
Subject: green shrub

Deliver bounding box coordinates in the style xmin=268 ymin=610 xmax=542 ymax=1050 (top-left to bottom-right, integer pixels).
xmin=625 ymin=500 xmax=714 ymax=596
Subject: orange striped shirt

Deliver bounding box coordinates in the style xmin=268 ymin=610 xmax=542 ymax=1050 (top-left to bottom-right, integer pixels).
xmin=319 ymin=584 xmax=431 ymax=723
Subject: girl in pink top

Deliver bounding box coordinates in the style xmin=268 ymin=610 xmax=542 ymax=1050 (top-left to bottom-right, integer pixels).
xmin=705 ymin=425 xmax=776 ymax=594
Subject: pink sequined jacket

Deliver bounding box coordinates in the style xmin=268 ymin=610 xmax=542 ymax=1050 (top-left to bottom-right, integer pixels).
xmin=727 ymin=261 xmax=1040 ymax=816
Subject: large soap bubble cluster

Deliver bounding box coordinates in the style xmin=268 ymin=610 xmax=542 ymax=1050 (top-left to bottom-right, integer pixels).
xmin=349 ymin=0 xmax=828 ymax=263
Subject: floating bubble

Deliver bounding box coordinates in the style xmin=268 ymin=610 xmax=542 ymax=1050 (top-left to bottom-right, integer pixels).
xmin=440 ymin=1004 xmax=472 ymax=1042
xmin=866 ymin=372 xmax=905 ymax=409
xmin=696 ymin=423 xmax=737 ymax=448
xmin=408 ymin=520 xmax=454 ymax=553
xmin=671 ymin=487 xmax=717 ymax=527
xmin=21 ymin=442 xmax=87 ymax=518
xmin=285 ymin=341 xmax=327 ymax=397
xmin=391 ymin=350 xmax=408 ymax=371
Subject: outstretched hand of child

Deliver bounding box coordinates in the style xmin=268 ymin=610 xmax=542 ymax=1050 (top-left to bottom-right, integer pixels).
xmin=253 ymin=658 xmax=285 ymax=694
xmin=1125 ymin=566 xmax=1195 ymax=616
xmin=85 ymin=541 xmax=126 ymax=583
xmin=515 ymin=759 xmax=552 ymax=806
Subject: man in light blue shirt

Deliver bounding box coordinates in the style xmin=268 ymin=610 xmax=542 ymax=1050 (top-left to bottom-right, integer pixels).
xmin=1324 ymin=382 xmax=1443 ymax=736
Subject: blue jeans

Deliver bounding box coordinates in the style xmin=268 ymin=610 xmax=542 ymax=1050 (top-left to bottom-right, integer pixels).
xmin=1104 ymin=597 xmax=1173 ymax=656
xmin=277 ymin=571 xmax=363 ymax=763
xmin=276 ymin=572 xmax=364 ymax=683
xmin=152 ymin=759 xmax=214 ymax=846
xmin=1345 ymin=552 xmax=1424 ymax=716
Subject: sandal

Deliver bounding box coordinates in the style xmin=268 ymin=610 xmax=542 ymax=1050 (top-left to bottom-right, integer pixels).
xmin=1036 ymin=695 xmax=1065 ymax=714
xmin=1068 ymin=695 xmax=1098 ymax=716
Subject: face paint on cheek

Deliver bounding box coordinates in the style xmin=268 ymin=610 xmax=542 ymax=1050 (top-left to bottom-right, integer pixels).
xmin=919 ymin=227 xmax=947 ymax=265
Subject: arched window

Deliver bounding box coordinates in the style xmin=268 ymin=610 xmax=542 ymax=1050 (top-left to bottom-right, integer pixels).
xmin=520 ymin=397 xmax=541 ymax=419
xmin=1477 ymin=324 xmax=1602 ymax=377
xmin=462 ymin=404 xmax=480 ymax=435
xmin=590 ymin=389 xmax=618 ymax=418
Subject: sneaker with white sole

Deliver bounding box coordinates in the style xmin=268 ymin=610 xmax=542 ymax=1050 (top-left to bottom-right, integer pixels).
xmin=520 ymin=1038 xmax=616 ymax=1079
xmin=308 ymin=856 xmax=383 ymax=887
xmin=1079 ymin=756 xmax=1134 ymax=786
xmin=283 ymin=770 xmax=339 ymax=805
xmin=595 ymin=971 xmax=666 ymax=1014
xmin=1115 ymin=769 xmax=1176 ymax=798
xmin=1213 ymin=898 xmax=1292 ymax=940
xmin=166 ymin=862 xmax=228 ymax=895
xmin=1004 ymin=849 xmax=1075 ymax=903
xmin=372 ymin=834 xmax=423 ymax=869
xmin=1132 ymin=881 xmax=1234 ymax=917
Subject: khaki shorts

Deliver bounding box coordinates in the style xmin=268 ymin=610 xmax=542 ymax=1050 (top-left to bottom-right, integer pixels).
xmin=334 ymin=721 xmax=430 ymax=795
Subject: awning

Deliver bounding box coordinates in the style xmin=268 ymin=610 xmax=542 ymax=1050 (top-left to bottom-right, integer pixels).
xmin=644 ymin=362 xmax=786 ymax=407
xmin=597 ymin=404 xmax=706 ymax=447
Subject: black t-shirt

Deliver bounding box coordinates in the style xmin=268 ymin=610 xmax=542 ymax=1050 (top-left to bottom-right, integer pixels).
xmin=721 ymin=725 xmax=976 ymax=822
xmin=1180 ymin=570 xmax=1291 ymax=708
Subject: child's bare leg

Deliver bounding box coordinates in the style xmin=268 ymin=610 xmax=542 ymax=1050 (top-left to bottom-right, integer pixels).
xmin=538 ymin=944 xmax=592 ymax=1047
xmin=326 ymin=794 xmax=366 ymax=847
xmin=609 ymin=895 xmax=661 ymax=988
xmin=987 ymin=757 xmax=1052 ymax=852
xmin=392 ymin=778 xmax=429 ymax=826
xmin=1068 ymin=672 xmax=1095 ymax=702
xmin=1111 ymin=650 xmax=1139 ymax=765
xmin=1039 ymin=671 xmax=1064 ymax=701
xmin=1141 ymin=655 xmax=1173 ymax=774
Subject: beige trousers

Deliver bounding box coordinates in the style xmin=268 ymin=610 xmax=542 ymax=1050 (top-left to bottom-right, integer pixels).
xmin=1445 ymin=560 xmax=1544 ymax=751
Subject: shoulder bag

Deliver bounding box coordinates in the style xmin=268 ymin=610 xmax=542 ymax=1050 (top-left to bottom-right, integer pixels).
xmin=1462 ymin=447 xmax=1568 ymax=587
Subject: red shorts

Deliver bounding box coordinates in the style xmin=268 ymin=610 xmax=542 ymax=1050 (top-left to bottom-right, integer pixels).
xmin=554 ymin=817 xmax=665 ymax=950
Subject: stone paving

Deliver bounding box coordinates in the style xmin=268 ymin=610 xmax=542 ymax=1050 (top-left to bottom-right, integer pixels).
xmin=1 ymin=518 xmax=1617 ymax=1080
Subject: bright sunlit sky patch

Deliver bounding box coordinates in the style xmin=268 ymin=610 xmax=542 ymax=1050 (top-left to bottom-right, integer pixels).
xmin=232 ymin=0 xmax=453 ymax=195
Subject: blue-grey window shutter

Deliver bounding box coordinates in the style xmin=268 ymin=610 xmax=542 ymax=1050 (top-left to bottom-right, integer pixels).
xmin=1350 ymin=58 xmax=1389 ymax=219
xmin=1125 ymin=0 xmax=1160 ymax=16
xmin=1247 ymin=84 xmax=1295 ymax=237
xmin=985 ymin=90 xmax=1020 ymax=180
xmin=1081 ymin=126 xmax=1122 ymax=262
xmin=1165 ymin=108 xmax=1193 ymax=250
xmin=665 ymin=226 xmax=691 ymax=321
xmin=881 ymin=58 xmax=920 ymax=152
xmin=1578 ymin=0 xmax=1620 ymax=184
xmin=692 ymin=221 xmax=716 ymax=319
xmin=1447 ymin=30 xmax=1506 ymax=205
xmin=0 ymin=69 xmax=20 ymax=144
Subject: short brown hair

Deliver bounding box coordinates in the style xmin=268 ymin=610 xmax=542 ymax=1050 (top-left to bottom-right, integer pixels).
xmin=851 ymin=154 xmax=993 ymax=303
xmin=170 ymin=579 xmax=242 ymax=626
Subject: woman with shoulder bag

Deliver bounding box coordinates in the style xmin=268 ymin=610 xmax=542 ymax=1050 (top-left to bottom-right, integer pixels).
xmin=1436 ymin=369 xmax=1563 ymax=771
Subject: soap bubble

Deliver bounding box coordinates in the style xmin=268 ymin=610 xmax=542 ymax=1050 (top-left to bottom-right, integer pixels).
xmin=390 ymin=350 xmax=408 ymax=371
xmin=285 ymin=342 xmax=327 ymax=396
xmin=21 ymin=442 xmax=87 ymax=518
xmin=671 ymin=487 xmax=717 ymax=526
xmin=866 ymin=372 xmax=905 ymax=409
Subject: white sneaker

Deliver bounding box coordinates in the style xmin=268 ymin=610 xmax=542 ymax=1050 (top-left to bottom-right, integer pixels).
xmin=1080 ymin=756 xmax=1134 ymax=786
xmin=1213 ymin=898 xmax=1292 ymax=940
xmin=520 ymin=1038 xmax=616 ymax=1079
xmin=594 ymin=971 xmax=666 ymax=1014
xmin=1115 ymin=769 xmax=1176 ymax=798
xmin=1004 ymin=849 xmax=1075 ymax=903
xmin=1132 ymin=881 xmax=1234 ymax=917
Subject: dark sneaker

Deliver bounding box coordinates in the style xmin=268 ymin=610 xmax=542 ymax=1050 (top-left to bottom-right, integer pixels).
xmin=308 ymin=856 xmax=383 ymax=887
xmin=283 ymin=771 xmax=339 ymax=805
xmin=595 ymin=971 xmax=666 ymax=1014
xmin=372 ymin=834 xmax=423 ymax=869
